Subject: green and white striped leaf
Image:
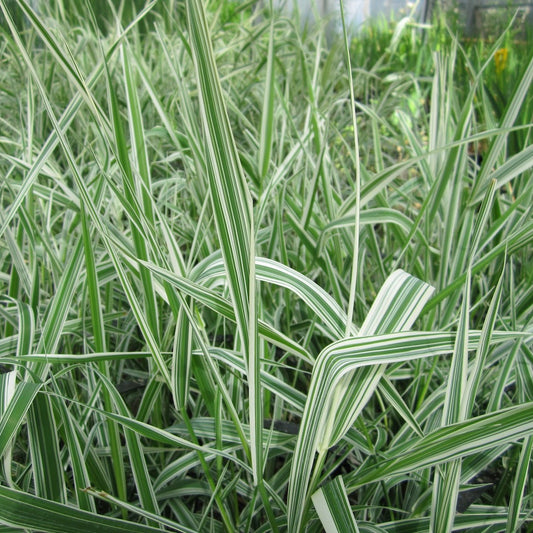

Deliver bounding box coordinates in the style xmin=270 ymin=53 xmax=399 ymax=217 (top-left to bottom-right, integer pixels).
xmin=128 ymin=255 xmax=312 ymax=362
xmin=258 ymin=14 xmax=276 ymax=182
xmin=0 ymin=485 xmax=166 ymax=533
xmin=506 ymin=435 xmax=533 ymax=533
xmin=471 ymin=53 xmax=533 ymax=201
xmin=288 ymin=270 xmax=434 ymax=532
xmin=27 ymin=394 xmax=66 ymax=502
xmin=186 ymin=0 xmax=261 ymax=485
xmin=431 ymin=275 xmax=470 ymax=532
xmin=471 ymin=144 xmax=533 ymax=204
xmin=93 ymin=371 xmax=161 ymax=524
xmin=349 ymin=401 xmax=533 ymax=489
xmin=312 ymin=476 xmax=359 ymax=533
xmin=0 ymin=371 xmax=16 ymax=417
xmin=193 ymin=255 xmax=352 ymax=338
xmin=0 ymin=380 xmax=41 ymax=458
xmin=82 ymin=487 xmax=198 ymax=533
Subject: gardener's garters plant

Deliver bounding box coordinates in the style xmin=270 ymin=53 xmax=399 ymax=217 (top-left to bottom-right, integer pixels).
xmin=0 ymin=0 xmax=532 ymax=531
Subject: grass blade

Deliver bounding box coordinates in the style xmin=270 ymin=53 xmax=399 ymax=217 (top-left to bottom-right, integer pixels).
xmin=471 ymin=53 xmax=533 ymax=201
xmin=312 ymin=476 xmax=359 ymax=533
xmin=0 ymin=380 xmax=41 ymax=458
xmin=0 ymin=485 xmax=165 ymax=533
xmin=188 ymin=0 xmax=261 ymax=487
xmin=506 ymin=435 xmax=533 ymax=533
xmin=288 ymin=270 xmax=435 ymax=532
xmin=258 ymin=16 xmax=276 ymax=183
xmin=349 ymin=402 xmax=533 ymax=489
xmin=431 ymin=275 xmax=470 ymax=532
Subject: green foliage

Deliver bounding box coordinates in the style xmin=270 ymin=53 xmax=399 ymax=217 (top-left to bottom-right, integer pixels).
xmin=0 ymin=0 xmax=532 ymax=531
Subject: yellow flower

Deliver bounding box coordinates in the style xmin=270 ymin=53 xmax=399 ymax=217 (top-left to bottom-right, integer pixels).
xmin=494 ymin=48 xmax=508 ymax=76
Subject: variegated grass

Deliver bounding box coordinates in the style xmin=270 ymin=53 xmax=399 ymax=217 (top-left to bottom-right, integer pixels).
xmin=0 ymin=1 xmax=532 ymax=532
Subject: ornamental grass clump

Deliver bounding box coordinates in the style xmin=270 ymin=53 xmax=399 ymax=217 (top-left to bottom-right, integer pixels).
xmin=0 ymin=0 xmax=532 ymax=531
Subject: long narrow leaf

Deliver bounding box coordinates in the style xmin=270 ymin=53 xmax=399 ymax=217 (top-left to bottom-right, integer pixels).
xmin=431 ymin=275 xmax=470 ymax=532
xmin=186 ymin=0 xmax=260 ymax=484
xmin=0 ymin=485 xmax=164 ymax=533
xmin=312 ymin=476 xmax=359 ymax=533
xmin=349 ymin=402 xmax=533 ymax=489
xmin=0 ymin=381 xmax=41 ymax=458
xmin=288 ymin=270 xmax=434 ymax=532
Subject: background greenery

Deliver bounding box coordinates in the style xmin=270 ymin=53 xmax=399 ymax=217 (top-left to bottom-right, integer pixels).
xmin=0 ymin=0 xmax=532 ymax=531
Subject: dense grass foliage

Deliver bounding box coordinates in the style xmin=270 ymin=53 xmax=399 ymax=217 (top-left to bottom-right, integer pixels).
xmin=0 ymin=0 xmax=532 ymax=531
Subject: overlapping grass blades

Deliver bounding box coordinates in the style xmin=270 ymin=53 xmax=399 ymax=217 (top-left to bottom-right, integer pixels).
xmin=0 ymin=484 xmax=167 ymax=533
xmin=0 ymin=0 xmax=532 ymax=531
xmin=186 ymin=0 xmax=262 ymax=494
xmin=312 ymin=476 xmax=359 ymax=533
xmin=288 ymin=270 xmax=434 ymax=531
